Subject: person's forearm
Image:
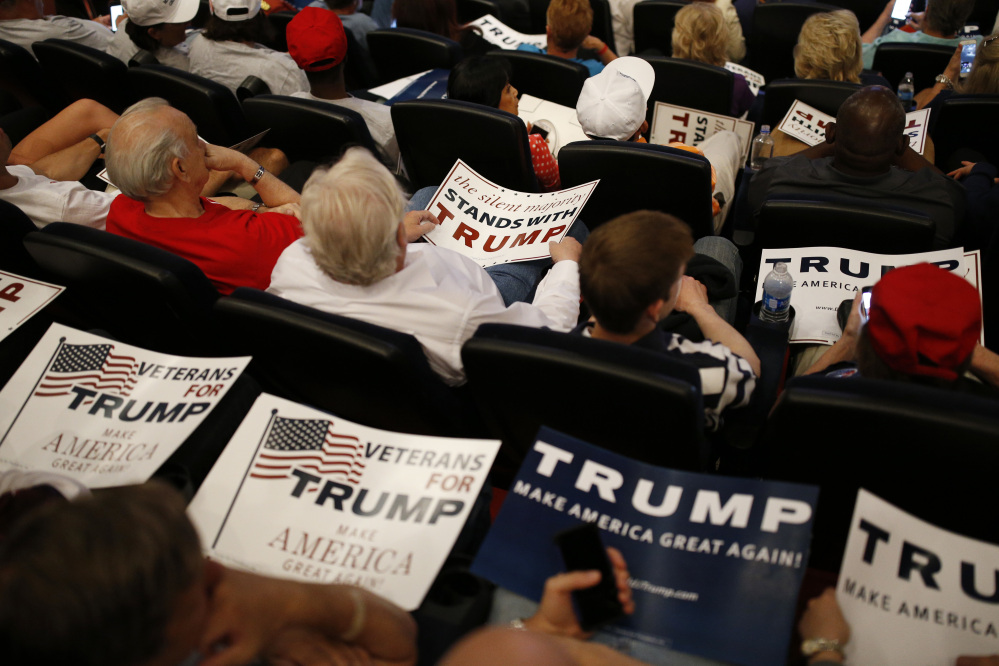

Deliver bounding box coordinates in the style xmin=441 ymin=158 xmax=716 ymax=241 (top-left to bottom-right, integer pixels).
xmin=28 ymin=131 xmax=105 ymax=181
xmin=799 ymin=141 xmax=836 ymax=161
xmin=862 ymin=10 xmax=892 ymax=43
xmin=689 ymin=303 xmax=762 ymax=375
xmin=599 ymin=46 xmax=618 ymax=65
xmin=233 ymin=156 xmax=300 ymax=207
xmin=804 ymin=337 xmax=855 ymax=375
xmin=306 ymin=586 xmax=417 ymax=665
xmin=894 ymin=145 xmax=941 ymax=174
xmin=970 ymin=344 xmax=999 ymax=388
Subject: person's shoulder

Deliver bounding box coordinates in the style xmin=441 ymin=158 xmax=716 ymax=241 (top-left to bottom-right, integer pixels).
xmin=516 ymin=42 xmax=543 ymax=53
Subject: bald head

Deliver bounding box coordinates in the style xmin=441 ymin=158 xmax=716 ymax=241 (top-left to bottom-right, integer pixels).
xmin=831 ymin=86 xmax=907 ymax=174
xmin=105 ymin=98 xmax=195 ymax=201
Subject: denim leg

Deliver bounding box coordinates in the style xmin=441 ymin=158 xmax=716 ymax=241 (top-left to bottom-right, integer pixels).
xmin=406 ymin=186 xmax=437 ymax=212
xmin=693 ymin=235 xmax=742 ymax=325
xmin=486 ymin=221 xmax=590 ymax=306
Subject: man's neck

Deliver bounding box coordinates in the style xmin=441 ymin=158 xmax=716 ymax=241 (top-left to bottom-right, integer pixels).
xmin=830 ymin=156 xmax=892 ymax=178
xmin=143 ymin=189 xmax=205 ymax=219
xmin=0 ymin=165 xmax=17 ymax=190
xmin=590 ymin=320 xmax=653 ymax=345
xmin=309 ymin=80 xmax=348 ymax=100
xmin=545 ymin=39 xmax=578 ymax=60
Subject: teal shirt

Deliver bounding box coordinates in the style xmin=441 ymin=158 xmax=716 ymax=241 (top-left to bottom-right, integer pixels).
xmin=862 ymin=30 xmax=981 ymax=71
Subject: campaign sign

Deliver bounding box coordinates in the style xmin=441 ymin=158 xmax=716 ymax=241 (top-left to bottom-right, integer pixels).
xmin=724 ymin=62 xmax=765 ymax=96
xmin=0 ymin=323 xmax=249 ymax=488
xmin=424 ymin=160 xmax=597 ymax=267
xmin=755 ymin=247 xmax=976 ymax=345
xmin=0 ymin=270 xmax=64 ymax=343
xmin=467 ymin=14 xmax=547 ymax=50
xmin=189 ymin=393 xmax=500 ymax=611
xmin=838 ymin=490 xmax=999 ymax=664
xmin=778 ymin=100 xmax=929 ymax=154
xmin=472 ymin=428 xmax=818 ymax=666
xmin=649 ymin=102 xmax=755 ymax=163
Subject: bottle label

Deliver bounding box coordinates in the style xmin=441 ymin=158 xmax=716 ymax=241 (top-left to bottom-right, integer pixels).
xmin=762 ymin=291 xmax=790 ymax=313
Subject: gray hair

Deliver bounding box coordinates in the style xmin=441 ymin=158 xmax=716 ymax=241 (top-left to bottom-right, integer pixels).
xmin=300 ymin=147 xmax=406 ymax=286
xmin=105 ymin=97 xmax=190 ymax=201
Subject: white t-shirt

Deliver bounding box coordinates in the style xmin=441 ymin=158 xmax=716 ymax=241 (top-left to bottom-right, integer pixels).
xmin=289 ymin=91 xmax=401 ymax=173
xmin=268 ymin=240 xmax=580 ymax=386
xmin=105 ymin=19 xmax=193 ymax=70
xmin=0 ymin=165 xmax=113 ymax=229
xmin=188 ymin=34 xmax=309 ymax=96
xmin=0 ymin=15 xmax=113 ymax=56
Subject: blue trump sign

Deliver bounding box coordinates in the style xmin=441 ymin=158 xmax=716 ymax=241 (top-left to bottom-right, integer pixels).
xmin=472 ymin=428 xmax=819 ymax=666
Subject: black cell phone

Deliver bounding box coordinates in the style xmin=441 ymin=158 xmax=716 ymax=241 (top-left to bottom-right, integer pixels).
xmin=553 ymin=524 xmax=624 ymax=631
xmin=530 ymin=125 xmax=549 ymax=140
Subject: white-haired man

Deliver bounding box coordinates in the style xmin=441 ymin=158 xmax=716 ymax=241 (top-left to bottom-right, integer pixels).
xmin=268 ymin=147 xmax=583 ymax=386
xmin=104 ymin=97 xmax=302 ymax=295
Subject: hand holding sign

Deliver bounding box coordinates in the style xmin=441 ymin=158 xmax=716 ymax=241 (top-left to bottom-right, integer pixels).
xmin=403 ymin=209 xmax=441 ymax=242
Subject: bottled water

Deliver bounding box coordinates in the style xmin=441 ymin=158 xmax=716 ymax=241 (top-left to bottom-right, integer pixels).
xmin=749 ymin=125 xmax=774 ymax=171
xmin=897 ymin=72 xmax=915 ymax=111
xmin=760 ymin=262 xmax=793 ymax=323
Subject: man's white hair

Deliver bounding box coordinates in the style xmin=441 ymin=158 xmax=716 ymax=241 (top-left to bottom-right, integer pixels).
xmin=301 ymin=147 xmax=406 ymax=286
xmin=105 ymin=97 xmax=190 ymax=201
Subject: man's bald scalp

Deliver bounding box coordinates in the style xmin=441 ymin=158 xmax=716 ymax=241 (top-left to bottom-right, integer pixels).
xmin=835 ymin=86 xmax=906 ymax=158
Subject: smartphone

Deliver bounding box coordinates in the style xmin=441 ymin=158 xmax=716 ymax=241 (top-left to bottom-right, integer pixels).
xmin=109 ymin=3 xmax=123 ymax=31
xmin=860 ymin=286 xmax=873 ymax=323
xmin=960 ymin=39 xmax=977 ymax=78
xmin=530 ymin=125 xmax=549 ymax=140
xmin=554 ymin=524 xmax=624 ymax=631
xmin=890 ymin=0 xmax=911 ymax=21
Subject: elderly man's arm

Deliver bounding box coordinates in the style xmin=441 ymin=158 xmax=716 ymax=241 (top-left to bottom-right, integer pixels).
xmin=204 ymin=144 xmax=301 ymax=208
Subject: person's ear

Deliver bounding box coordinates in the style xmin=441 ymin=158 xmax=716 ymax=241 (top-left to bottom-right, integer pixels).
xmin=646 ymin=298 xmax=666 ymax=323
xmin=170 ymin=156 xmax=187 ymax=183
xmin=824 ymin=121 xmax=837 ymax=144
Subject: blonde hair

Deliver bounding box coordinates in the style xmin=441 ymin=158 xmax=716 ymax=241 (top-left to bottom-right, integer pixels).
xmin=546 ymin=0 xmax=592 ymax=51
xmin=300 ymin=147 xmax=406 ymax=286
xmin=961 ymin=34 xmax=999 ymax=95
xmin=671 ymin=3 xmax=728 ymax=67
xmin=794 ymin=10 xmax=863 ymax=83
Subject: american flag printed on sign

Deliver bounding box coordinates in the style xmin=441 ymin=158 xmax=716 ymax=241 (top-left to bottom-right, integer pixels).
xmin=250 ymin=416 xmax=365 ymax=484
xmin=33 ymin=343 xmax=138 ymax=398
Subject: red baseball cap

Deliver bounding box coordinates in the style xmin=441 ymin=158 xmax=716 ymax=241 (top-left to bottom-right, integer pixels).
xmin=866 ymin=262 xmax=981 ymax=381
xmin=287 ymin=7 xmax=348 ymax=72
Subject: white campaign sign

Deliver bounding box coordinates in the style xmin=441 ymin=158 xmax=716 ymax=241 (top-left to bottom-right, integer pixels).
xmin=424 ymin=160 xmax=597 ymax=267
xmin=649 ymin=101 xmax=755 ymax=163
xmin=189 ymin=393 xmax=500 ymax=611
xmin=777 ymin=100 xmax=929 ymax=154
xmin=724 ymin=62 xmax=765 ymax=96
xmin=0 ymin=271 xmax=64 ymax=343
xmin=466 ymin=15 xmax=547 ymax=50
xmin=0 ymin=323 xmax=249 ymax=487
xmin=516 ymin=94 xmax=588 ymax=157
xmin=755 ymin=247 xmax=974 ymax=345
xmin=838 ymin=490 xmax=999 ymax=665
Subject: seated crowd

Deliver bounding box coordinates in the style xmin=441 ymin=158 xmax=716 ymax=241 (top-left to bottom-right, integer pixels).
xmin=1 ymin=0 xmax=999 ymax=662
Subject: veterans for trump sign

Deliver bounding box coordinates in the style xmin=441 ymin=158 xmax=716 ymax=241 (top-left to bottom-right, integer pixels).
xmin=423 ymin=160 xmax=597 ymax=267
xmin=838 ymin=490 xmax=999 ymax=664
xmin=188 ymin=393 xmax=500 ymax=611
xmin=0 ymin=323 xmax=249 ymax=487
xmin=0 ymin=270 xmax=64 ymax=343
xmin=472 ymin=428 xmax=818 ymax=666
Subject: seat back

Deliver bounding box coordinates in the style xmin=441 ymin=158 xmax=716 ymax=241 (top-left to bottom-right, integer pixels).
xmin=265 ymin=11 xmax=295 ymax=52
xmin=462 ymin=323 xmax=706 ymax=487
xmin=0 ymin=200 xmax=41 ymax=277
xmin=392 ymin=99 xmax=538 ymax=190
xmin=764 ymin=375 xmax=999 ymax=572
xmin=485 ymin=50 xmax=589 ymax=107
xmin=456 ymin=0 xmax=504 ymax=23
xmin=33 ymin=38 xmax=134 ymax=113
xmin=871 ymin=42 xmax=954 ymax=93
xmin=126 ymin=64 xmax=249 ymax=145
xmin=641 ymin=55 xmax=734 ymax=122
xmin=242 ymin=94 xmax=379 ymax=163
xmin=343 ymin=26 xmax=380 ymax=91
xmin=757 ymin=199 xmax=936 ymax=254
xmin=633 ymin=0 xmax=688 ymax=55
xmin=213 ymin=288 xmax=470 ymax=436
xmin=748 ymin=2 xmax=838 ymax=82
xmin=366 ymin=28 xmax=463 ymax=84
xmin=23 ymin=223 xmax=219 ymax=355
xmin=930 ymin=94 xmax=999 ymax=170
xmin=0 ymin=38 xmax=59 ymax=111
xmin=760 ymin=78 xmax=861 ymax=129
xmin=558 ymin=139 xmax=714 ymax=237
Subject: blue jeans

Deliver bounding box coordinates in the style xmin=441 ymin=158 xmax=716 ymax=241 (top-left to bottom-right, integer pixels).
xmin=407 ymin=186 xmax=589 ymax=306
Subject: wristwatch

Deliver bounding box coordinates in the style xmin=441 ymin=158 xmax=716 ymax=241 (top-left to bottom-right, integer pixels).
xmin=802 ymin=637 xmax=845 ymax=657
xmin=935 ymin=74 xmax=954 ymax=89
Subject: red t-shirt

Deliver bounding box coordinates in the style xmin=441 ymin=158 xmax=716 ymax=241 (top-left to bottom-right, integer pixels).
xmin=106 ymin=195 xmax=303 ymax=295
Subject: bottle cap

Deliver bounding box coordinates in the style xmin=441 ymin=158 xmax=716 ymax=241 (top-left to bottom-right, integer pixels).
xmin=774 ymin=262 xmax=787 ymax=273
xmin=761 ymin=124 xmax=770 ymax=133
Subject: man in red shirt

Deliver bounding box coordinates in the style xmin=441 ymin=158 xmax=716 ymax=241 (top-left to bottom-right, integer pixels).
xmin=104 ymin=97 xmax=303 ymax=294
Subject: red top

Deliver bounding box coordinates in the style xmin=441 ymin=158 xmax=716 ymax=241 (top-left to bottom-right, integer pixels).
xmin=106 ymin=195 xmax=303 ymax=295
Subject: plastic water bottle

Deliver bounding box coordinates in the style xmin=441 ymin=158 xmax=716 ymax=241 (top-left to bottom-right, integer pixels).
xmin=760 ymin=262 xmax=793 ymax=323
xmin=897 ymin=72 xmax=915 ymax=111
xmin=749 ymin=125 xmax=774 ymax=171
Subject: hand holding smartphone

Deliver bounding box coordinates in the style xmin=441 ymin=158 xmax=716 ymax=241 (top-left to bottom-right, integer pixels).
xmin=554 ymin=524 xmax=626 ymax=631
xmin=960 ymin=39 xmax=977 ymax=78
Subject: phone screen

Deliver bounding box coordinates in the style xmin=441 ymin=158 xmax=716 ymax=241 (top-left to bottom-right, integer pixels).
xmin=554 ymin=524 xmax=624 ymax=631
xmin=860 ymin=287 xmax=873 ymax=323
xmin=960 ymin=40 xmax=977 ymax=77
xmin=110 ymin=4 xmax=123 ymax=31
xmin=890 ymin=0 xmax=911 ymax=20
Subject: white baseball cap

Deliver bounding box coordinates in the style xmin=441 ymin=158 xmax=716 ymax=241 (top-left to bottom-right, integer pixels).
xmin=122 ymin=0 xmax=199 ymax=25
xmin=576 ymin=56 xmax=655 ymax=141
xmin=209 ymin=0 xmax=261 ymax=21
